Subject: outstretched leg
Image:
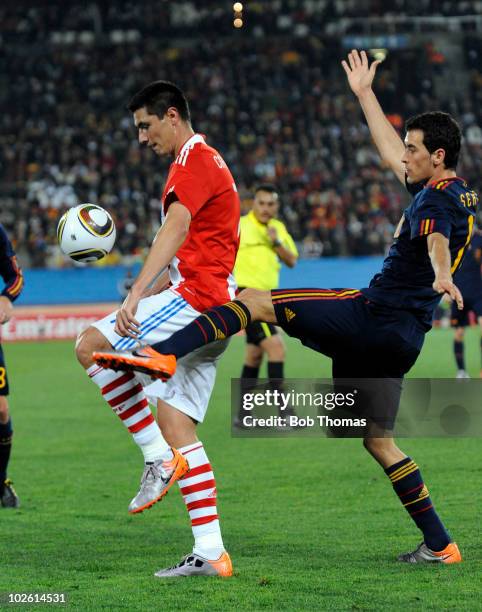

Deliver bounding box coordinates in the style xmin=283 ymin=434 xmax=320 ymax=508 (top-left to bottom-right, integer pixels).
xmin=93 ymin=289 xmax=275 ymax=378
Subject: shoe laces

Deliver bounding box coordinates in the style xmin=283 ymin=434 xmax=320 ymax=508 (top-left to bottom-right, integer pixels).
xmin=140 ymin=461 xmax=170 ymax=485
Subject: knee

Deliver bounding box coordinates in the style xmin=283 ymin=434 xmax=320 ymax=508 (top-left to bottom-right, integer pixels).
xmin=237 ymin=288 xmax=272 ymax=322
xmin=237 ymin=288 xmax=260 ymax=311
xmin=245 ymin=345 xmax=263 ymax=368
xmin=75 ymin=326 xmax=111 ymax=369
xmin=266 ymin=337 xmax=285 ymax=362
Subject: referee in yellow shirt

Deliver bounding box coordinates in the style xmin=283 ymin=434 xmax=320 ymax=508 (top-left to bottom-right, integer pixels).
xmin=234 ymin=184 xmax=298 ymax=426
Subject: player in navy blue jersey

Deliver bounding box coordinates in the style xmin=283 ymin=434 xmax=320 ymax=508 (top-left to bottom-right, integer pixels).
xmin=451 ymin=228 xmax=482 ymax=378
xmin=94 ymin=50 xmax=477 ymax=565
xmin=0 ymin=224 xmax=24 ymax=508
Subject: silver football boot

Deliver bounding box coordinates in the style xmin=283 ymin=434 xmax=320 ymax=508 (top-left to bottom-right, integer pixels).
xmin=154 ymin=552 xmax=233 ymax=578
xmin=128 ymin=448 xmax=189 ymax=514
xmin=398 ymin=541 xmax=462 ymax=564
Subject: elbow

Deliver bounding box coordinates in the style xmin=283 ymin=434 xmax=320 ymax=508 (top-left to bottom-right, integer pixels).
xmin=287 ymin=256 xmax=298 ymax=268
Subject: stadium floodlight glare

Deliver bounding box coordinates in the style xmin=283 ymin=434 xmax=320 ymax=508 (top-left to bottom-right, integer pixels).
xmin=233 ymin=2 xmax=243 ymax=11
xmin=234 ymin=17 xmax=243 ymax=28
xmin=369 ymin=48 xmax=388 ymax=61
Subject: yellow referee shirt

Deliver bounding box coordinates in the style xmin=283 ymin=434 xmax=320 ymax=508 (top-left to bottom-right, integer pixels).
xmin=234 ymin=211 xmax=298 ymax=290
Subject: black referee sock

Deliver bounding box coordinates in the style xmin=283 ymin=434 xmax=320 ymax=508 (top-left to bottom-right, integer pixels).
xmin=151 ymin=300 xmax=251 ymax=360
xmin=238 ymin=365 xmax=259 ymax=420
xmin=268 ymin=361 xmax=284 ymax=380
xmin=385 ymin=456 xmax=451 ymax=552
xmin=0 ymin=418 xmax=13 ymax=492
xmin=268 ymin=362 xmax=285 ymax=416
xmin=453 ymin=340 xmax=465 ymax=370
xmin=241 ymin=365 xmax=259 ymax=380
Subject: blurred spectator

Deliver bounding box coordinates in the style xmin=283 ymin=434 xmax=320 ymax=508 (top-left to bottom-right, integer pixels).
xmin=0 ymin=2 xmax=480 ymax=267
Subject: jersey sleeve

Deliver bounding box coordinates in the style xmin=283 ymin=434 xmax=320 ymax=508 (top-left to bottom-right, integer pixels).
xmin=165 ymin=162 xmax=213 ymax=218
xmin=409 ymin=190 xmax=453 ymax=240
xmin=0 ymin=226 xmax=24 ymax=302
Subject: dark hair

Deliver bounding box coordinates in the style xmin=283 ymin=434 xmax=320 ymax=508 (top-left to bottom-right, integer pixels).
xmin=405 ymin=111 xmax=461 ymax=170
xmin=127 ymin=80 xmax=191 ymax=122
xmin=255 ymin=184 xmax=278 ymax=196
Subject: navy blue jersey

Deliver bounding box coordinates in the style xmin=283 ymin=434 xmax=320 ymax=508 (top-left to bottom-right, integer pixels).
xmin=453 ymin=228 xmax=482 ymax=297
xmin=362 ymin=177 xmax=478 ymax=329
xmin=0 ymin=224 xmax=24 ymax=302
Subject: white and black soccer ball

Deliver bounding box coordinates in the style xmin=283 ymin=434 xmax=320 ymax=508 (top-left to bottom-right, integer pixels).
xmin=57 ymin=204 xmax=116 ymax=263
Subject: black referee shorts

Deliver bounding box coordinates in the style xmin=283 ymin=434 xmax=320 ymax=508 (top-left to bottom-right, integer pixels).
xmin=245 ymin=321 xmax=278 ymax=346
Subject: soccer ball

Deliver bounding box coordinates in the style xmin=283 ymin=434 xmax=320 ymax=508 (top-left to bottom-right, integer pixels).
xmin=57 ymin=204 xmax=116 ymax=263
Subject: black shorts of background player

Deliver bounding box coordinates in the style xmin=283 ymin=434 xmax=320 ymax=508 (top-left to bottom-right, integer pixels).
xmin=450 ymin=228 xmax=482 ymax=378
xmin=0 ymin=223 xmax=24 ymax=508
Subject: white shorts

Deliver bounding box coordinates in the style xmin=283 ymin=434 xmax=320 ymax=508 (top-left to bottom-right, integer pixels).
xmin=92 ymin=288 xmax=228 ymax=423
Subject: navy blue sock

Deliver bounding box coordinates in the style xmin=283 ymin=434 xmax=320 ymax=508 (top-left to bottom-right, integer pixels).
xmin=151 ymin=300 xmax=251 ymax=359
xmin=385 ymin=457 xmax=451 ymax=551
xmin=0 ymin=418 xmax=13 ymax=491
xmin=453 ymin=340 xmax=465 ymax=370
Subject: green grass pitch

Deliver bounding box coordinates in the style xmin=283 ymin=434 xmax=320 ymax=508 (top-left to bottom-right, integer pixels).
xmin=1 ymin=328 xmax=481 ymax=610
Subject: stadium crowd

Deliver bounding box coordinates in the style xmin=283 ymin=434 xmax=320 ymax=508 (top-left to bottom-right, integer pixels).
xmin=0 ymin=2 xmax=481 ymax=267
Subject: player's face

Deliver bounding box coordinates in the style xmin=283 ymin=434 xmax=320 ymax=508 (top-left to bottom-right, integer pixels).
xmin=252 ymin=191 xmax=279 ymax=224
xmin=402 ymin=129 xmax=438 ymax=183
xmin=133 ymin=107 xmax=176 ymax=156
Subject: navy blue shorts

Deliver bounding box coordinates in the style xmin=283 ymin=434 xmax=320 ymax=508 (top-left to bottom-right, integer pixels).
xmin=271 ymin=288 xmax=424 ymax=430
xmin=450 ymin=292 xmax=482 ymax=327
xmin=0 ymin=344 xmax=9 ymax=396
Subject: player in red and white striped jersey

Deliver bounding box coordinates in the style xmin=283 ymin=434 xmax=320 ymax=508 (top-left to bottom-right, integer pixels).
xmin=77 ymin=81 xmax=239 ymax=578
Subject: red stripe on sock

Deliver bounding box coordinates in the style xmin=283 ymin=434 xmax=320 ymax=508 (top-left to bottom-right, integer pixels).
xmin=410 ymin=504 xmax=433 ymax=517
xmin=182 ymin=444 xmax=203 ymax=456
xmin=400 ymin=484 xmax=424 ymax=498
xmin=216 ymin=311 xmax=228 ymax=335
xmin=101 ymin=372 xmax=135 ymax=394
xmin=180 ymin=478 xmax=216 ymax=496
xmin=191 ymin=514 xmax=219 ymax=527
xmin=119 ymin=398 xmax=148 ymax=421
xmin=127 ymin=413 xmax=155 ymax=433
xmin=194 ymin=319 xmax=208 ymax=343
xmin=107 ymin=383 xmax=143 ymax=407
xmin=186 ymin=498 xmax=217 ymax=512
xmin=89 ymin=366 xmax=104 ymax=378
xmin=183 ymin=463 xmax=212 ymax=479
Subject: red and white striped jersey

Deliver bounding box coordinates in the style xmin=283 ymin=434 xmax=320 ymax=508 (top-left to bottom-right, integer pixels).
xmin=161 ymin=134 xmax=240 ymax=312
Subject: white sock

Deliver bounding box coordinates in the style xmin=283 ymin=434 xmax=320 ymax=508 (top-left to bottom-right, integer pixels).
xmin=87 ymin=364 xmax=170 ymax=462
xmin=177 ymin=441 xmax=225 ymax=560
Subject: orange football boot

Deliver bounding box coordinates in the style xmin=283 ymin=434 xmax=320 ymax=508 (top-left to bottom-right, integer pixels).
xmin=398 ymin=541 xmax=462 ymax=564
xmin=93 ymin=346 xmax=177 ymax=381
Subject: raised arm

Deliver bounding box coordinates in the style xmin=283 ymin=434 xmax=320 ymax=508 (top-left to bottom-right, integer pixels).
xmin=342 ymin=49 xmax=406 ymax=185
